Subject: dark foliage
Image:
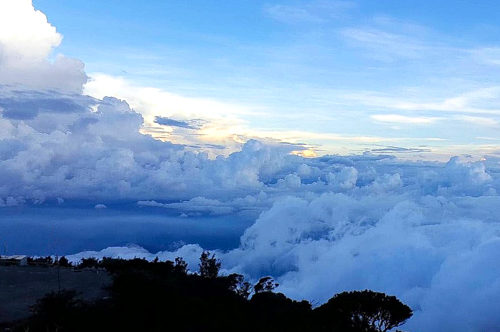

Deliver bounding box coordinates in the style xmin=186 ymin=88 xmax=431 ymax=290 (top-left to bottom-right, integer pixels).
xmin=315 ymin=290 xmax=413 ymax=332
xmin=27 ymin=256 xmax=53 ymax=266
xmin=174 ymin=256 xmax=188 ymax=274
xmin=77 ymin=257 xmax=99 ymax=269
xmin=227 ymin=273 xmax=252 ymax=299
xmin=250 ymin=292 xmax=312 ymax=331
xmin=254 ymin=276 xmax=279 ymax=294
xmin=198 ymin=250 xmax=221 ymax=278
xmin=57 ymin=256 xmax=72 ymax=267
xmin=8 ymin=254 xmax=413 ymax=332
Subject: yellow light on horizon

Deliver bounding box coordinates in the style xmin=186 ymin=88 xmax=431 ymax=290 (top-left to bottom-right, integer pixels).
xmin=291 ymin=149 xmax=317 ymax=158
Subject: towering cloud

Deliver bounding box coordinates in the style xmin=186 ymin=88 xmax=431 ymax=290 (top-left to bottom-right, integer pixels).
xmin=0 ymin=0 xmax=86 ymax=92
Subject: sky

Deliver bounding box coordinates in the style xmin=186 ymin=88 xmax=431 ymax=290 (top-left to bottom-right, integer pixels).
xmin=2 ymin=1 xmax=500 ymax=331
xmin=30 ymin=0 xmax=500 ymax=159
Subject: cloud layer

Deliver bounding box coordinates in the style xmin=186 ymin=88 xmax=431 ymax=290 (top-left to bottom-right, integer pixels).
xmin=52 ymin=128 xmax=499 ymax=331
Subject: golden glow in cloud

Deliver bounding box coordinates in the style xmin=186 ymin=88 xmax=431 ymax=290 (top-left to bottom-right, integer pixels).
xmin=85 ymin=73 xmax=398 ymax=156
xmin=84 ymin=73 xmax=460 ymax=159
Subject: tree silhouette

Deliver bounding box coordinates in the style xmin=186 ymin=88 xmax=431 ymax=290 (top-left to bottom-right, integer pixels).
xmin=316 ymin=290 xmax=412 ymax=332
xmin=174 ymin=257 xmax=188 ymax=274
xmin=198 ymin=251 xmax=221 ymax=278
xmin=57 ymin=256 xmax=72 ymax=267
xmin=253 ymin=276 xmax=278 ymax=294
xmin=226 ymin=273 xmax=252 ymax=299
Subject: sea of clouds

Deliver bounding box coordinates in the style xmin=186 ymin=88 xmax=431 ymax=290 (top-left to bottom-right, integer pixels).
xmin=2 ymin=1 xmax=500 ymax=331
xmin=67 ymin=150 xmax=500 ymax=331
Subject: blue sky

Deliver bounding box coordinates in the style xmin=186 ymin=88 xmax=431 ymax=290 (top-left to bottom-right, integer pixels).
xmin=31 ymin=0 xmax=500 ymax=158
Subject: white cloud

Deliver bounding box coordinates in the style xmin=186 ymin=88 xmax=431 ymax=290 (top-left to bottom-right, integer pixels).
xmin=71 ymin=154 xmax=500 ymax=331
xmin=342 ymin=87 xmax=500 ymax=116
xmin=85 ymin=73 xmax=416 ymax=157
xmin=340 ymin=27 xmax=429 ymax=61
xmin=265 ymin=1 xmax=355 ymax=24
xmin=371 ymin=114 xmax=440 ymax=124
xmin=470 ymin=47 xmax=500 ymax=66
xmin=0 ymin=0 xmax=86 ymax=92
xmin=137 ymin=194 xmax=269 ymax=217
xmin=0 ymin=0 xmax=61 ymax=63
xmin=84 ymin=73 xmax=254 ymax=154
xmin=265 ymin=4 xmax=325 ymax=24
xmin=0 ymin=88 xmax=312 ymax=203
xmin=457 ymin=115 xmax=498 ymax=127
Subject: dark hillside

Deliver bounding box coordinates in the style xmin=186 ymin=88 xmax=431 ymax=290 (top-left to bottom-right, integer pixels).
xmin=0 ymin=264 xmax=110 ymax=324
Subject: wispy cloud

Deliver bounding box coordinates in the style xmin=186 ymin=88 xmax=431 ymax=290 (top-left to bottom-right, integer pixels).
xmin=342 ymin=87 xmax=500 ymax=115
xmin=154 ymin=116 xmax=206 ymax=130
xmin=371 ymin=114 xmax=440 ymax=124
xmin=340 ymin=27 xmax=429 ymax=60
xmin=456 ymin=115 xmax=498 ymax=127
xmin=264 ymin=0 xmax=356 ymax=24
xmin=370 ymin=145 xmax=431 ymax=153
xmin=265 ymin=4 xmax=324 ymax=24
xmin=470 ymin=47 xmax=500 ymax=66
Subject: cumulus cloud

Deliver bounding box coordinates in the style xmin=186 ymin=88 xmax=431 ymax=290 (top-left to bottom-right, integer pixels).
xmin=68 ymin=152 xmax=500 ymax=331
xmin=0 ymin=86 xmax=309 ymax=204
xmin=0 ymin=0 xmax=86 ymax=92
xmin=83 ymin=73 xmax=253 ymax=154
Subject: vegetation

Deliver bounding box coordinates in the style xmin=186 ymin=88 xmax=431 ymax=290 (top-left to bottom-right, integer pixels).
xmin=8 ymin=253 xmax=412 ymax=331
